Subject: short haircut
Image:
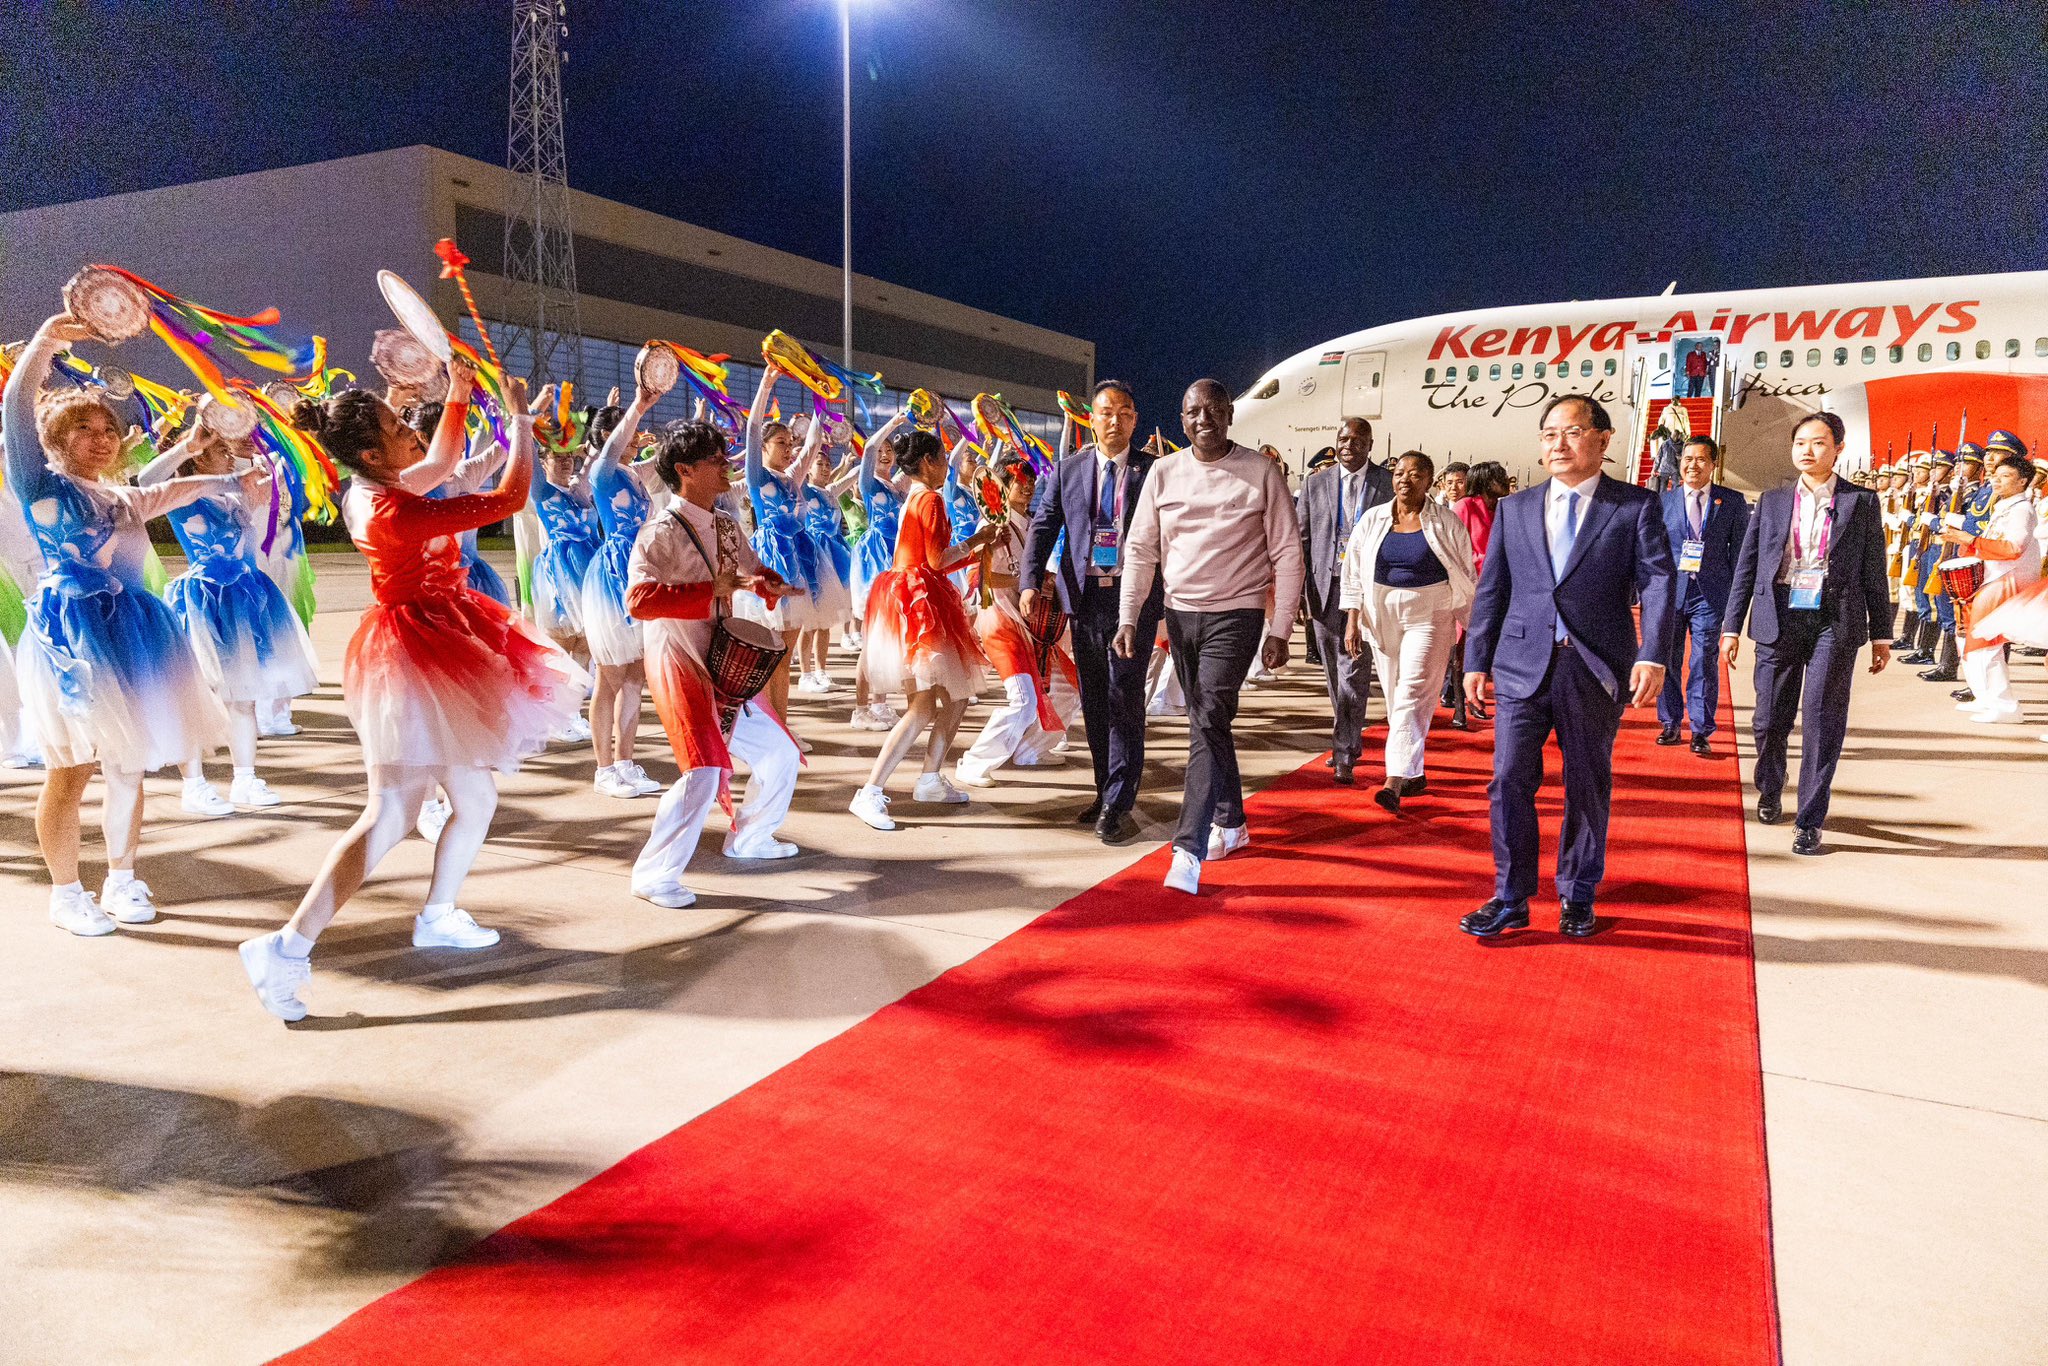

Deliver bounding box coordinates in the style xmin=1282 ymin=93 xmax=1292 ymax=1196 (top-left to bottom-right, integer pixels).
xmin=1791 ymin=411 xmax=1846 ymax=445
xmin=1340 ymin=417 xmax=1373 ymax=436
xmin=1539 ymin=393 xmax=1612 ymax=432
xmin=1185 ymin=377 xmax=1229 ymax=403
xmin=994 ymin=449 xmax=1035 ymax=486
xmin=653 ymin=421 xmax=729 ymax=491
xmin=1396 ymin=449 xmax=1435 ymax=481
xmin=1681 ymin=435 xmax=1720 ymax=460
xmin=1443 ymin=461 xmax=1470 ymax=476
xmin=1092 ymin=378 xmax=1136 ymax=406
xmin=1994 ymin=452 xmax=2032 ymax=485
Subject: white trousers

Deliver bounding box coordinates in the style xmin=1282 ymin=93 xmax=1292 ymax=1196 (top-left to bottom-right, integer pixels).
xmin=1365 ymin=582 xmax=1457 ymax=780
xmin=632 ymin=702 xmax=800 ymax=892
xmin=958 ymin=674 xmax=1066 ymax=781
xmin=1962 ymin=641 xmax=2019 ymax=715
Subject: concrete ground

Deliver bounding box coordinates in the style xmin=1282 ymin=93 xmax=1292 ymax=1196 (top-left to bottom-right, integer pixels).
xmin=0 ymin=554 xmax=2041 ymax=1364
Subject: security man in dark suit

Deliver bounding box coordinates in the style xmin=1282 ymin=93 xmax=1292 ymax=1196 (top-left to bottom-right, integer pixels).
xmin=1721 ymin=411 xmax=1893 ymax=856
xmin=1657 ymin=436 xmax=1750 ymax=757
xmin=1022 ymin=380 xmax=1164 ymax=845
xmin=1296 ymin=417 xmax=1394 ymax=784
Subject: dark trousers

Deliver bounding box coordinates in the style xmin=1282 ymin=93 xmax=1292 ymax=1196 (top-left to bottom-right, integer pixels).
xmin=1070 ymin=582 xmax=1160 ymax=817
xmin=1308 ymin=588 xmax=1373 ymax=767
xmin=1165 ymin=606 xmax=1265 ymax=857
xmin=1658 ymin=589 xmax=1723 ymax=737
xmin=1489 ymin=644 xmax=1624 ymax=905
xmin=1750 ymin=588 xmax=1858 ymax=830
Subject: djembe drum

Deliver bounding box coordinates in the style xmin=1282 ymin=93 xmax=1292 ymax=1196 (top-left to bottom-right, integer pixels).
xmin=1026 ymin=590 xmax=1067 ymax=678
xmin=706 ymin=617 xmax=788 ymax=738
xmin=1937 ymin=556 xmax=1986 ymax=605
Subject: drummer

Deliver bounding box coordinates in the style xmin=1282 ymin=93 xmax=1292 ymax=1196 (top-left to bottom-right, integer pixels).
xmin=625 ymin=421 xmax=802 ymax=910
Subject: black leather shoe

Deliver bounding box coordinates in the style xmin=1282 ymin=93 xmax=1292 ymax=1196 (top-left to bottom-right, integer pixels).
xmin=1405 ymin=775 xmax=1429 ymax=796
xmin=1459 ymin=898 xmax=1529 ymax=937
xmin=1951 ymin=687 xmax=1975 ymax=703
xmin=1656 ymin=725 xmax=1682 ymax=745
xmin=1333 ymin=765 xmax=1354 ymax=786
xmin=1373 ymin=783 xmax=1401 ymax=813
xmin=1917 ymin=665 xmax=1958 ymax=682
xmin=1900 ymin=649 xmax=1934 ymax=665
xmin=1757 ymin=793 xmax=1783 ymax=825
xmin=1559 ymin=900 xmax=1601 ymax=937
xmin=1792 ymin=826 xmax=1823 ymax=856
xmin=1075 ymin=800 xmax=1101 ymax=826
xmin=1691 ymin=736 xmax=1712 ymax=758
xmin=1095 ymin=810 xmax=1140 ymax=846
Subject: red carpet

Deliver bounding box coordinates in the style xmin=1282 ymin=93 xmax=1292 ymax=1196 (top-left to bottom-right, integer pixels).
xmin=283 ymin=703 xmax=1776 ymax=1365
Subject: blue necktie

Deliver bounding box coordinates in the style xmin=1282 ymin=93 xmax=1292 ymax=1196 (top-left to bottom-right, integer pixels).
xmin=1098 ymin=461 xmax=1117 ymax=524
xmin=1553 ymin=490 xmax=1580 ymax=642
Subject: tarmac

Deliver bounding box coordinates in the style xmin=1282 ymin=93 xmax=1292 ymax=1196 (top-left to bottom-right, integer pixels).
xmin=1 ymin=554 xmax=2042 ymax=1365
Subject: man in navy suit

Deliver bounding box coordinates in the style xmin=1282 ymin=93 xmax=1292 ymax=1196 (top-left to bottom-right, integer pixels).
xmin=1023 ymin=380 xmax=1165 ymax=846
xmin=1461 ymin=394 xmax=1678 ymax=938
xmin=1658 ymin=437 xmax=1751 ymax=757
xmin=1721 ymin=411 xmax=1893 ymax=856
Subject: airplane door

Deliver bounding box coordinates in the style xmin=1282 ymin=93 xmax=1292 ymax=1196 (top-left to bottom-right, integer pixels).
xmin=1342 ymin=350 xmax=1385 ymax=420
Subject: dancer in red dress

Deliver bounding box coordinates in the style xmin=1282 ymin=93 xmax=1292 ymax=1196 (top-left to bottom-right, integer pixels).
xmin=847 ymin=428 xmax=999 ymax=829
xmin=238 ymin=365 xmax=583 ymax=1022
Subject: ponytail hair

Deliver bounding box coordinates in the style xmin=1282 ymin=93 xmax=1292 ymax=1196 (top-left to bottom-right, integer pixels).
xmin=290 ymin=389 xmax=389 ymax=478
xmin=891 ymin=427 xmax=943 ymax=477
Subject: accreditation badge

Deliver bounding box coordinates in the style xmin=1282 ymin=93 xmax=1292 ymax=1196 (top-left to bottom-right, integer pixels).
xmin=1788 ymin=565 xmax=1826 ymax=610
xmin=1679 ymin=539 xmax=1705 ymax=573
xmin=1091 ymin=527 xmax=1120 ymax=570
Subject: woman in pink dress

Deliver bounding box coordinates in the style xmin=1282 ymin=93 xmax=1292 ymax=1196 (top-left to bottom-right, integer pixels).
xmin=238 ymin=364 xmax=583 ymax=1022
xmin=1445 ymin=460 xmax=1510 ymax=729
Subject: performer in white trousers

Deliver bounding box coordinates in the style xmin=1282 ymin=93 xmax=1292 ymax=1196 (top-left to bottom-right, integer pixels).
xmin=626 ymin=421 xmax=802 ymax=908
xmin=1339 ymin=451 xmax=1476 ymax=812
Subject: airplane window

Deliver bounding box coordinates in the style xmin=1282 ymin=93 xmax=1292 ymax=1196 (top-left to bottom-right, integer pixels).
xmin=1424 ymin=367 xmax=1436 ymax=384
xmin=1489 ymin=364 xmax=1501 ymax=381
xmin=1917 ymin=343 xmax=1932 ymax=362
xmin=1753 ymin=350 xmax=1768 ymax=369
xmin=1534 ymin=361 xmax=1546 ymax=378
xmin=1579 ymin=359 xmax=1593 ymax=377
xmin=1467 ymin=365 xmax=1479 ymax=381
xmin=1780 ymin=350 xmax=1794 ymax=369
xmin=2006 ymin=338 xmax=2021 ymax=358
xmin=1833 ymin=347 xmax=1848 ymax=366
xmin=1659 ymin=352 xmax=1669 ymax=370
xmin=1248 ymin=377 xmax=1280 ymax=400
xmin=1861 ymin=346 xmax=1876 ymax=364
xmin=2037 ymin=337 xmax=2048 ymax=357
xmin=1371 ymin=370 xmax=1382 ymax=388
xmin=1946 ymin=341 xmax=1961 ymax=361
xmin=1889 ymin=345 xmax=1903 ymax=363
xmin=1604 ymin=358 xmax=1617 ymax=375
xmin=1511 ymin=363 xmax=1524 ymax=379
xmin=1806 ymin=349 xmax=1821 ymax=367
xmin=1976 ymin=340 xmax=1992 ymax=360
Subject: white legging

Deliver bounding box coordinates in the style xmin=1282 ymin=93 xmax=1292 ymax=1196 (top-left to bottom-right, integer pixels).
xmin=1962 ymin=641 xmax=2018 ymax=714
xmin=634 ymin=702 xmax=800 ymax=890
xmin=1364 ymin=582 xmax=1457 ymax=781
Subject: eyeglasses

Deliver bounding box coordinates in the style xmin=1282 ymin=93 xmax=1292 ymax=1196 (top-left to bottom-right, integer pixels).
xmin=1539 ymin=426 xmax=1594 ymax=444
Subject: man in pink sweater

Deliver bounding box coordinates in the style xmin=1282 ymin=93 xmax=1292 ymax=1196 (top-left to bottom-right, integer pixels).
xmin=1115 ymin=378 xmax=1305 ymax=894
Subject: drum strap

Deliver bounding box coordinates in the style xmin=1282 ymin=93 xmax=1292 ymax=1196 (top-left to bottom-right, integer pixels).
xmin=669 ymin=508 xmax=726 ymax=622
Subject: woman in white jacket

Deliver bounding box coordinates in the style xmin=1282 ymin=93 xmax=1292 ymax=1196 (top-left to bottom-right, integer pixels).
xmin=1338 ymin=451 xmax=1477 ymax=811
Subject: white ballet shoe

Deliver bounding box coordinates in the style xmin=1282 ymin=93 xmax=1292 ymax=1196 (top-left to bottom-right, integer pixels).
xmin=50 ymin=886 xmax=116 ymax=937
xmin=1163 ymin=847 xmax=1203 ymax=895
xmin=412 ymin=906 xmax=500 ymax=949
xmin=239 ymin=932 xmax=310 ymax=1021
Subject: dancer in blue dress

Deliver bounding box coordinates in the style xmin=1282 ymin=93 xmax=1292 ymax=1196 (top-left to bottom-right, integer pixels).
xmin=848 ymin=408 xmax=916 ymax=731
xmin=578 ymin=389 xmax=663 ymax=799
xmin=6 ymin=311 xmax=238 ymax=936
xmin=735 ymin=366 xmax=827 ymax=728
xmin=143 ymin=423 xmax=319 ymax=815
xmin=792 ymin=434 xmax=860 ymax=694
xmin=253 ymin=447 xmax=316 ymax=737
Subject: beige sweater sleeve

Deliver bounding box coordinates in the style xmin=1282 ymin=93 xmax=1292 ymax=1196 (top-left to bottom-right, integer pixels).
xmin=1263 ymin=461 xmax=1306 ymax=639
xmin=1117 ymin=470 xmax=1165 ymax=630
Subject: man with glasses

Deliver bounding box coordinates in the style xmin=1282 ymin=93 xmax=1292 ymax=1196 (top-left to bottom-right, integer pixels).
xmin=1461 ymin=394 xmax=1677 ymax=938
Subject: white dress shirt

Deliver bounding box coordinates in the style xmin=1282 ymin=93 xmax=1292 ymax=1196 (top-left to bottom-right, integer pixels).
xmin=1777 ymin=474 xmax=1838 ymax=584
xmin=1546 ymin=471 xmax=1602 ymax=562
xmin=1682 ymin=483 xmax=1711 ymax=537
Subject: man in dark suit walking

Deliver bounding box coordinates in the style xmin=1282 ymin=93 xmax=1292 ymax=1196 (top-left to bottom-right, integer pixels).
xmin=1721 ymin=411 xmax=1892 ymax=856
xmin=1023 ymin=380 xmax=1164 ymax=846
xmin=1461 ymin=394 xmax=1678 ymax=938
xmin=1296 ymin=417 xmax=1393 ymax=784
xmin=1658 ymin=437 xmax=1750 ymax=757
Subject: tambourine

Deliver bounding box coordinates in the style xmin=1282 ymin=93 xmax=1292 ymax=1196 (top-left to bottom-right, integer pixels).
xmin=907 ymin=388 xmax=941 ymax=431
xmin=376 ymin=270 xmax=452 ymax=363
xmin=63 ymin=267 xmax=153 ymax=345
xmin=197 ymin=393 xmax=259 ymax=442
xmin=94 ymin=365 xmax=137 ymax=401
xmin=261 ymin=380 xmax=303 ymax=408
xmin=762 ymin=329 xmax=841 ymax=401
xmin=635 ymin=342 xmax=681 ymax=397
xmin=370 ymin=328 xmax=448 ymax=396
xmin=816 ymin=411 xmax=853 ymax=447
xmin=972 ymin=393 xmax=1015 ymax=446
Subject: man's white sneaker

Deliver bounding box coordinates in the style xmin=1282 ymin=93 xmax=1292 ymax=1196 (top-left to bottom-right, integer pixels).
xmin=100 ymin=877 xmax=157 ymax=924
xmin=953 ymin=764 xmax=996 ymax=788
xmin=1163 ymin=847 xmax=1203 ymax=895
xmin=416 ymin=795 xmax=451 ymax=845
xmin=913 ymin=772 xmax=969 ymax=804
xmin=594 ymin=764 xmax=638 ymax=799
xmin=412 ymin=907 xmax=500 ymax=949
xmin=633 ymin=882 xmax=697 ymax=909
xmin=238 ymin=932 xmax=311 ymax=1022
xmin=50 ymin=886 xmax=116 ymax=937
xmin=230 ymin=775 xmax=283 ymax=808
xmin=617 ymin=760 xmax=663 ymax=796
xmin=1206 ymin=824 xmax=1250 ymax=860
xmin=181 ymin=778 xmax=233 ymax=817
xmin=849 ymin=785 xmax=896 ymax=830
xmin=725 ymin=834 xmax=801 ymax=860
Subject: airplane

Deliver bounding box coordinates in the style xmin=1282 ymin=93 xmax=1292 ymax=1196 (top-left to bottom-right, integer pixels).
xmin=1231 ymin=270 xmax=2048 ymax=492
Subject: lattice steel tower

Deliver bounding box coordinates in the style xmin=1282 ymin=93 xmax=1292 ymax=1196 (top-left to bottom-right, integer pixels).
xmin=502 ymin=0 xmax=583 ymax=387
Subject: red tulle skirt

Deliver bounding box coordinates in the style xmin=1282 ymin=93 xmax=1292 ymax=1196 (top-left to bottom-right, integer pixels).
xmin=861 ymin=566 xmax=986 ymax=699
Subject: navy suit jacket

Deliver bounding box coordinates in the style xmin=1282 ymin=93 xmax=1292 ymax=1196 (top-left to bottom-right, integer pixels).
xmin=1661 ymin=482 xmax=1750 ymax=616
xmin=1466 ymin=474 xmax=1679 ymax=702
xmin=1023 ymin=444 xmax=1165 ymax=617
xmin=1721 ymin=480 xmax=1893 ymax=647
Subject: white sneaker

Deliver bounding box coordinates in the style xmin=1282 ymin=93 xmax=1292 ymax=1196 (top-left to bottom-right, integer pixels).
xmin=1163 ymin=847 xmax=1203 ymax=895
xmin=849 ymin=785 xmax=896 ymax=830
xmin=50 ymin=886 xmax=116 ymax=937
xmin=869 ymin=702 xmax=900 ymax=729
xmin=594 ymin=764 xmax=638 ymax=799
xmin=725 ymin=834 xmax=800 ymax=860
xmin=795 ymin=734 xmax=815 ymax=755
xmin=230 ymin=775 xmax=283 ymax=808
xmin=238 ymin=932 xmax=311 ymax=1022
xmin=1968 ymin=705 xmax=2021 ymax=723
xmin=913 ymin=772 xmax=969 ymax=804
xmin=550 ymin=714 xmax=593 ymax=742
xmin=1206 ymin=824 xmax=1250 ymax=860
xmin=617 ymin=760 xmax=663 ymax=796
xmin=416 ymin=796 xmax=451 ymax=845
xmin=412 ymin=906 xmax=500 ymax=949
xmin=181 ymin=778 xmax=233 ymax=818
xmin=100 ymin=877 xmax=156 ymax=924
xmin=953 ymin=764 xmax=996 ymax=788
xmin=793 ymin=672 xmax=830 ymax=696
xmin=633 ymin=882 xmax=697 ymax=909
xmin=258 ymin=717 xmax=299 ymax=738
xmin=849 ymin=705 xmax=884 ymax=731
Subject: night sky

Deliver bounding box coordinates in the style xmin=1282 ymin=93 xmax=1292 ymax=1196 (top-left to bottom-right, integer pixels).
xmin=7 ymin=2 xmax=2046 ymax=418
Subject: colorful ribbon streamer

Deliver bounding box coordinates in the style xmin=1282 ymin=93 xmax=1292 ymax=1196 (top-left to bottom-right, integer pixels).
xmin=434 ymin=239 xmax=501 ymax=369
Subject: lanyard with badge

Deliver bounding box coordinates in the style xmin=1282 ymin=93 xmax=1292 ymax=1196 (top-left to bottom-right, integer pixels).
xmin=1679 ymin=492 xmax=1706 ymax=574
xmin=1788 ymin=493 xmax=1832 ymax=610
xmin=1336 ymin=474 xmax=1367 ymax=565
xmin=1091 ymin=455 xmax=1126 ymax=572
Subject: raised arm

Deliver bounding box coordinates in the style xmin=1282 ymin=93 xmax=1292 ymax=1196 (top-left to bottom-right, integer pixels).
xmin=136 ymin=430 xmax=206 ymax=487
xmin=592 ymin=381 xmax=660 ymax=490
xmin=389 ymin=386 xmax=538 ymax=540
xmin=393 ymin=360 xmax=479 ymax=495
xmin=4 ymin=314 xmax=94 ymax=509
xmin=743 ymin=363 xmax=782 ymax=490
xmin=1058 ymin=414 xmax=1075 ymax=463
xmin=861 ymin=411 xmax=910 ymax=500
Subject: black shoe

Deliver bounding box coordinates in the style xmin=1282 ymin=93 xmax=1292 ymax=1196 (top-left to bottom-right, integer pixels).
xmin=1792 ymin=826 xmax=1823 ymax=856
xmin=1075 ymin=800 xmax=1102 ymax=826
xmin=1559 ymin=899 xmax=1602 ymax=937
xmin=1657 ymin=725 xmax=1683 ymax=746
xmin=1446 ymin=713 xmax=1471 ymax=731
xmin=1404 ymin=775 xmax=1429 ymax=796
xmin=1900 ymin=649 xmax=1934 ymax=665
xmin=1757 ymin=793 xmax=1783 ymax=825
xmin=1459 ymin=898 xmax=1529 ymax=937
xmin=1917 ymin=664 xmax=1958 ymax=682
xmin=1690 ymin=735 xmax=1713 ymax=757
xmin=1373 ymin=783 xmax=1401 ymax=813
xmin=1333 ymin=765 xmax=1354 ymax=786
xmin=1324 ymin=754 xmax=1337 ymax=769
xmin=1951 ymin=687 xmax=1976 ymax=703
xmin=1095 ymin=810 xmax=1139 ymax=846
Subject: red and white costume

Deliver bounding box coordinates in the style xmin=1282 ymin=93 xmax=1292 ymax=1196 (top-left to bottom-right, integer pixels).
xmin=957 ymin=517 xmax=1076 ymax=784
xmin=859 ymin=485 xmax=986 ymax=700
xmin=627 ymin=495 xmax=802 ymax=891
